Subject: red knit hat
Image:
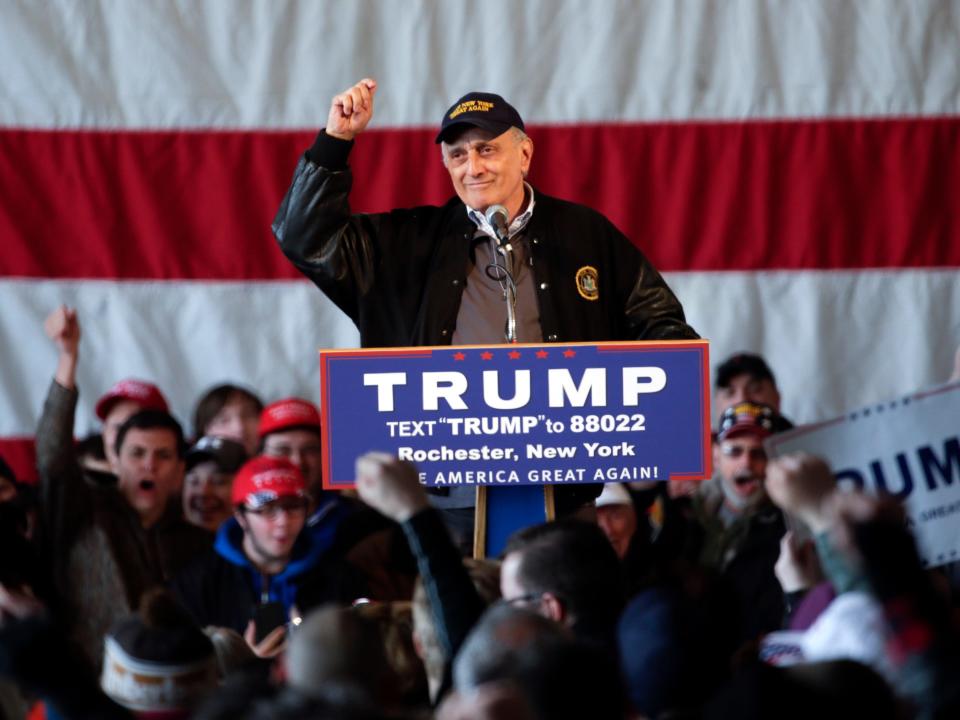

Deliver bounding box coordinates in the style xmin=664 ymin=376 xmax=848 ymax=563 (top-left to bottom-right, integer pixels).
xmin=231 ymin=456 xmax=306 ymax=510
xmin=258 ymin=397 xmax=320 ymax=437
xmin=95 ymin=379 xmax=169 ymax=420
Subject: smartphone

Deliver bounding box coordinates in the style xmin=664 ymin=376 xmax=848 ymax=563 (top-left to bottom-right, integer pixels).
xmin=252 ymin=601 xmax=287 ymax=644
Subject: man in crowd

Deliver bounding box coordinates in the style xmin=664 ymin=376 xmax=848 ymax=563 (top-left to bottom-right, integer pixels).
xmin=258 ymin=397 xmax=374 ymax=553
xmin=172 ymin=455 xmax=364 ymax=657
xmin=595 ymin=482 xmax=639 ymax=560
xmin=358 ymin=452 xmax=622 ymax=659
xmin=39 ymin=304 xmax=210 ymax=671
xmin=41 ymin=306 xmax=170 ymax=482
xmin=258 ymin=398 xmax=324 ymax=501
xmin=594 ymin=482 xmax=663 ymax=599
xmin=714 ymin=352 xmax=791 ymax=424
xmin=666 ymin=351 xmax=791 ymax=501
xmin=192 ymin=384 xmax=264 ymax=456
xmin=182 ymin=435 xmax=247 ymax=532
xmin=38 ymin=406 xmax=210 ymax=668
xmin=95 ymin=379 xmax=171 ymax=469
xmin=448 ymin=603 xmax=625 ymax=720
xmin=500 ymin=521 xmax=624 ymax=650
xmin=691 ymin=401 xmax=788 ymax=644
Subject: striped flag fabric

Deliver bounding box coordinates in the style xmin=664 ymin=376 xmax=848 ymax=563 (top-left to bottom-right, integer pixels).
xmin=2 ymin=0 xmax=958 ymax=481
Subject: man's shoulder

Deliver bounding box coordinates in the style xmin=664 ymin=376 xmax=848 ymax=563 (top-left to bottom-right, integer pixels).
xmin=163 ymin=519 xmax=215 ymax=548
xmin=740 ymin=502 xmax=786 ymax=547
xmin=89 ymin=486 xmax=143 ymax=529
xmin=379 ymin=195 xmax=471 ymax=229
xmin=531 ymin=190 xmax=634 ymax=252
xmin=692 ymin=476 xmax=725 ymax=514
xmin=173 ymin=540 xmax=244 ymax=590
xmin=534 ymin=190 xmax=617 ymax=226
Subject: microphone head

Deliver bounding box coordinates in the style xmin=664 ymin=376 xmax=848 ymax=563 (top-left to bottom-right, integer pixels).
xmin=485 ymin=204 xmax=509 ymax=227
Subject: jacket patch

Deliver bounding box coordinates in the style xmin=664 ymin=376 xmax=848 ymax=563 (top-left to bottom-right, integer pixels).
xmin=575 ymin=266 xmax=599 ymax=301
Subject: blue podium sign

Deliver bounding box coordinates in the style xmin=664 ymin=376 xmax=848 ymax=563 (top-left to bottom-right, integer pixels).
xmin=320 ymin=341 xmax=711 ymax=489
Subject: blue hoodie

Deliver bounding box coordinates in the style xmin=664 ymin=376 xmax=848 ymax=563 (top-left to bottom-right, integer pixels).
xmin=213 ymin=517 xmax=327 ymax=617
xmin=306 ymin=491 xmax=354 ymax=555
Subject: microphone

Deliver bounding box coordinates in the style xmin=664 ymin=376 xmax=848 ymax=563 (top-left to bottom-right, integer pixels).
xmin=485 ymin=204 xmax=511 ymax=248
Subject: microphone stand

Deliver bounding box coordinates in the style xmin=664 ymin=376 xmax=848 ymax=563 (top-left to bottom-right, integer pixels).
xmin=483 ymin=204 xmax=519 ymax=343
xmin=494 ymin=236 xmax=518 ymax=344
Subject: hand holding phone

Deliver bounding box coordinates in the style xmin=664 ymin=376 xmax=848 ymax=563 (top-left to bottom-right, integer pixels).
xmin=244 ymin=601 xmax=288 ymax=658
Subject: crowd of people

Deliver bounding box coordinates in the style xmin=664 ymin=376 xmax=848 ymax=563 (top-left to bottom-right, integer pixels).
xmin=0 ymin=307 xmax=958 ymax=720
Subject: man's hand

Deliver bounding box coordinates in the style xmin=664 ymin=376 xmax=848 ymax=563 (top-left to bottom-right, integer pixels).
xmin=0 ymin=584 xmax=45 ymax=626
xmin=44 ymin=305 xmax=80 ymax=357
xmin=765 ymin=452 xmax=836 ymax=534
xmin=774 ymin=530 xmax=824 ymax=593
xmin=243 ymin=620 xmax=286 ymax=659
xmin=44 ymin=305 xmax=81 ymax=389
xmin=326 ymin=78 xmax=378 ymax=141
xmin=354 ymin=451 xmax=428 ymax=523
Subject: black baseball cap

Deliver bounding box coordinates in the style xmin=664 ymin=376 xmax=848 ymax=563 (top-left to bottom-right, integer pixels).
xmin=435 ymin=91 xmax=525 ymax=144
xmin=715 ymin=352 xmax=777 ymax=389
xmin=185 ymin=436 xmax=247 ymax=473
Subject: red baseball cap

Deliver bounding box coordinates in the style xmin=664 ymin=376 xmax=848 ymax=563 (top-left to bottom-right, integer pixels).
xmin=95 ymin=379 xmax=169 ymax=420
xmin=231 ymin=456 xmax=306 ymax=509
xmin=716 ymin=402 xmax=778 ymax=442
xmin=258 ymin=398 xmax=321 ymax=438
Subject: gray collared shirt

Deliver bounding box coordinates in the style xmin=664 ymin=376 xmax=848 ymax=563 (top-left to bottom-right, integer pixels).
xmin=452 ymin=184 xmax=543 ymax=346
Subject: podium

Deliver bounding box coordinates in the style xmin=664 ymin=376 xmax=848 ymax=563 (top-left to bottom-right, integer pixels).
xmin=318 ymin=341 xmax=713 ymax=550
xmin=474 ymin=485 xmax=555 ymax=559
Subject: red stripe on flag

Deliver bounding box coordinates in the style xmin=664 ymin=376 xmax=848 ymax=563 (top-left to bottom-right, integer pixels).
xmin=2 ymin=117 xmax=958 ymax=278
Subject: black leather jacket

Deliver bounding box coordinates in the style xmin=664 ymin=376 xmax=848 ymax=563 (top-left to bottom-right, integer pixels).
xmin=272 ymin=133 xmax=698 ymax=347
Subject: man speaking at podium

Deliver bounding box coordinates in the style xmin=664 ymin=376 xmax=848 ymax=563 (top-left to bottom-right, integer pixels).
xmin=272 ymin=79 xmax=698 ymax=548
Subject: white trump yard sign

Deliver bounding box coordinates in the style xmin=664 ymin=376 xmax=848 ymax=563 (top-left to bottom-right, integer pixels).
xmin=766 ymin=382 xmax=960 ymax=568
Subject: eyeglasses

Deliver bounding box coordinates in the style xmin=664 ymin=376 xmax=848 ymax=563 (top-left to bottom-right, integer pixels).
xmin=244 ymin=499 xmax=309 ymax=519
xmin=720 ymin=445 xmax=767 ymax=462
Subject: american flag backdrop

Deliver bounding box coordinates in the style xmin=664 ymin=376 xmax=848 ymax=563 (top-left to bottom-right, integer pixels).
xmin=1 ymin=0 xmax=958 ymax=480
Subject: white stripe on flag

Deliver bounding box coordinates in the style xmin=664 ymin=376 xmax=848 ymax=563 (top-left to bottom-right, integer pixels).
xmin=2 ymin=0 xmax=958 ymax=129
xmin=0 ymin=279 xmax=358 ymax=438
xmin=2 ymin=270 xmax=957 ymax=438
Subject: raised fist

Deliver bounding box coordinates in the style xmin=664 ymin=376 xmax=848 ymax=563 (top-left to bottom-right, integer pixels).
xmin=774 ymin=530 xmax=823 ymax=593
xmin=354 ymin=451 xmax=428 ymax=523
xmin=44 ymin=305 xmax=80 ymax=357
xmin=765 ymin=452 xmax=836 ymax=533
xmin=326 ymin=78 xmax=378 ymax=141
